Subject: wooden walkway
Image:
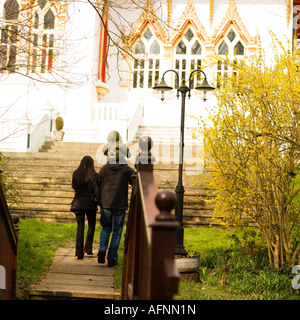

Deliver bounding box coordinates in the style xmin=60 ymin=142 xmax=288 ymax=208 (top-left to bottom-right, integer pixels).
xmin=24 ymin=247 xmax=120 ymax=300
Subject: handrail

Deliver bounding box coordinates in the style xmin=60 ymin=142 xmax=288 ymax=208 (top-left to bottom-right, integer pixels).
xmin=27 ymin=113 xmax=51 ymax=152
xmin=127 ymin=104 xmax=143 ymax=142
xmin=121 ymin=136 xmax=180 ymax=300
xmin=0 ymin=169 xmax=20 ymax=300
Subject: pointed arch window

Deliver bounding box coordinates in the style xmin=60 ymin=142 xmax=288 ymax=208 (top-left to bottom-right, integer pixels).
xmin=150 ymin=40 xmax=160 ymax=54
xmin=0 ymin=0 xmax=19 ymax=72
xmin=44 ymin=9 xmax=55 ymax=29
xmin=135 ymin=40 xmax=145 ymax=54
xmin=4 ymin=0 xmax=19 ymax=20
xmin=38 ymin=0 xmax=46 ymax=9
xmin=34 ymin=12 xmax=39 ymax=29
xmin=227 ymin=29 xmax=236 ymax=42
xmin=234 ymin=41 xmax=244 ymax=55
xmin=185 ymin=29 xmax=194 ymax=42
xmin=174 ymin=27 xmax=204 ymax=89
xmin=31 ymin=2 xmax=56 ymax=74
xmin=0 ymin=0 xmax=61 ymax=74
xmin=144 ymin=28 xmax=152 ymax=41
xmin=176 ymin=40 xmax=186 ymax=55
xmin=132 ymin=27 xmax=162 ymax=89
xmin=216 ymin=27 xmax=246 ymax=88
xmin=218 ymin=40 xmax=229 ymax=55
xmin=191 ymin=40 xmax=202 ymax=55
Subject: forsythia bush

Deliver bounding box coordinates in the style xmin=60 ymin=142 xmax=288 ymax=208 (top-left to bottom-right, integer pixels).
xmin=198 ymin=36 xmax=300 ymax=269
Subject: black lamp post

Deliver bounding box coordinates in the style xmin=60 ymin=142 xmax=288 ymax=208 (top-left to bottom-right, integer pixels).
xmin=153 ymin=69 xmax=215 ymax=255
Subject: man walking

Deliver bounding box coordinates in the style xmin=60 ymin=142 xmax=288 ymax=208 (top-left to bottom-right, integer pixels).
xmin=96 ymin=149 xmax=134 ymax=267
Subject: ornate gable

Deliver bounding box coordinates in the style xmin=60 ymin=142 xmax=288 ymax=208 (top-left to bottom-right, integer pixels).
xmin=170 ymin=0 xmax=211 ymax=45
xmin=126 ymin=0 xmax=167 ymax=45
xmin=213 ymin=0 xmax=258 ymax=47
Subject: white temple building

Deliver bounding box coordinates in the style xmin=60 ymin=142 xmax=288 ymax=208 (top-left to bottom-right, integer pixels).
xmin=0 ymin=0 xmax=299 ymax=153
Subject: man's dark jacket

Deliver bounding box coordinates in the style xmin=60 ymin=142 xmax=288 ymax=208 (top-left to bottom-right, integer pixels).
xmin=97 ymin=163 xmax=134 ymax=210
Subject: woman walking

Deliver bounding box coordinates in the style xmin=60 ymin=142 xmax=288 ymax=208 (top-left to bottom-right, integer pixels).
xmin=71 ymin=156 xmax=98 ymax=259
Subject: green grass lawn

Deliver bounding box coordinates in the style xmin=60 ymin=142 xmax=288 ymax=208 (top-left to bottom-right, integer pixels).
xmin=16 ymin=219 xmax=300 ymax=300
xmin=176 ymin=227 xmax=299 ymax=300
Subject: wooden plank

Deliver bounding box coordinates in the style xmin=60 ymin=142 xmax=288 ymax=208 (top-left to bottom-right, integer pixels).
xmin=36 ymin=273 xmax=114 ymax=287
xmin=30 ymin=284 xmax=116 ymax=294
xmin=24 ymin=246 xmax=120 ymax=300
xmin=49 ymin=264 xmax=114 ymax=276
xmin=32 ymin=277 xmax=114 ymax=288
xmin=52 ymin=255 xmax=100 ymax=265
xmin=27 ymin=288 xmax=120 ymax=300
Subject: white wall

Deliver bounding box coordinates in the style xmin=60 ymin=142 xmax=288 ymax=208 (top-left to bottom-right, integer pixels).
xmin=0 ymin=0 xmax=294 ymax=150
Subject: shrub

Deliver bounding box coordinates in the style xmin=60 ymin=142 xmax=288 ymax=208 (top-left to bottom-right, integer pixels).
xmin=55 ymin=116 xmax=64 ymax=131
xmin=0 ymin=171 xmax=22 ymax=205
xmin=196 ymin=35 xmax=300 ymax=268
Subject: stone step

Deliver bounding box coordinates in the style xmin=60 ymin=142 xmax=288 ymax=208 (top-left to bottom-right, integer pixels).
xmin=4 ymin=142 xmax=203 ymax=165
xmin=135 ymin=126 xmax=197 ymax=133
xmin=3 ymin=152 xmax=96 ymax=162
xmin=14 ymin=196 xmax=71 ymax=206
xmin=11 ymin=175 xmax=206 ymax=192
xmin=42 ymin=141 xmax=194 ymax=152
xmin=14 ymin=184 xmax=210 ymax=198
xmin=134 ymin=126 xmax=199 ymax=144
xmin=18 ymin=189 xmax=74 ymax=197
xmin=4 ymin=161 xmax=199 ymax=173
xmin=42 ymin=141 xmax=102 ymax=149
xmin=10 ymin=202 xmax=71 ymax=211
xmin=9 ymin=208 xmax=78 ymax=223
xmin=17 ymin=189 xmax=212 ymax=205
xmin=9 ymin=207 xmax=215 ymax=227
xmin=7 ymin=175 xmax=72 ymax=184
xmin=9 ymin=207 xmax=215 ymax=218
xmin=134 ymin=136 xmax=196 ymax=145
xmin=2 ymin=138 xmax=214 ymax=226
xmin=5 ymin=166 xmax=79 ymax=174
xmin=135 ymin=129 xmax=196 ymax=137
xmin=43 ymin=145 xmax=102 ymax=152
xmin=9 ymin=199 xmax=214 ymax=226
xmin=15 ymin=182 xmax=73 ymax=191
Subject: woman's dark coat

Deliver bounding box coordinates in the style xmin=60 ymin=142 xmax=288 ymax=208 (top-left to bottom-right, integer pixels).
xmin=71 ymin=173 xmax=98 ymax=212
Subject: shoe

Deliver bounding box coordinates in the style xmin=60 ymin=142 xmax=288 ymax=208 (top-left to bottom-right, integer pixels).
xmin=84 ymin=250 xmax=93 ymax=255
xmin=77 ymin=255 xmax=84 ymax=260
xmin=97 ymin=250 xmax=106 ymax=264
xmin=107 ymin=260 xmax=118 ymax=267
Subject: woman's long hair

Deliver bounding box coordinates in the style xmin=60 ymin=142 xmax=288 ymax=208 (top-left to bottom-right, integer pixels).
xmin=72 ymin=156 xmax=96 ymax=187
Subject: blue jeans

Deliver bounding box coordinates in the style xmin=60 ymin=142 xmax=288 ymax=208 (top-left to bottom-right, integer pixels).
xmin=99 ymin=208 xmax=125 ymax=262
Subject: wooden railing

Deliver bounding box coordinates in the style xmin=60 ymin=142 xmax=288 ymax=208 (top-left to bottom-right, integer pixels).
xmin=121 ymin=136 xmax=180 ymax=300
xmin=0 ymin=169 xmax=20 ymax=300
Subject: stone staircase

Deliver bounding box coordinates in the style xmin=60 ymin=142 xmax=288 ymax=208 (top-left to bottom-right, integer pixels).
xmin=133 ymin=125 xmax=204 ymax=165
xmin=134 ymin=125 xmax=197 ymax=144
xmin=1 ymin=139 xmax=215 ymax=227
